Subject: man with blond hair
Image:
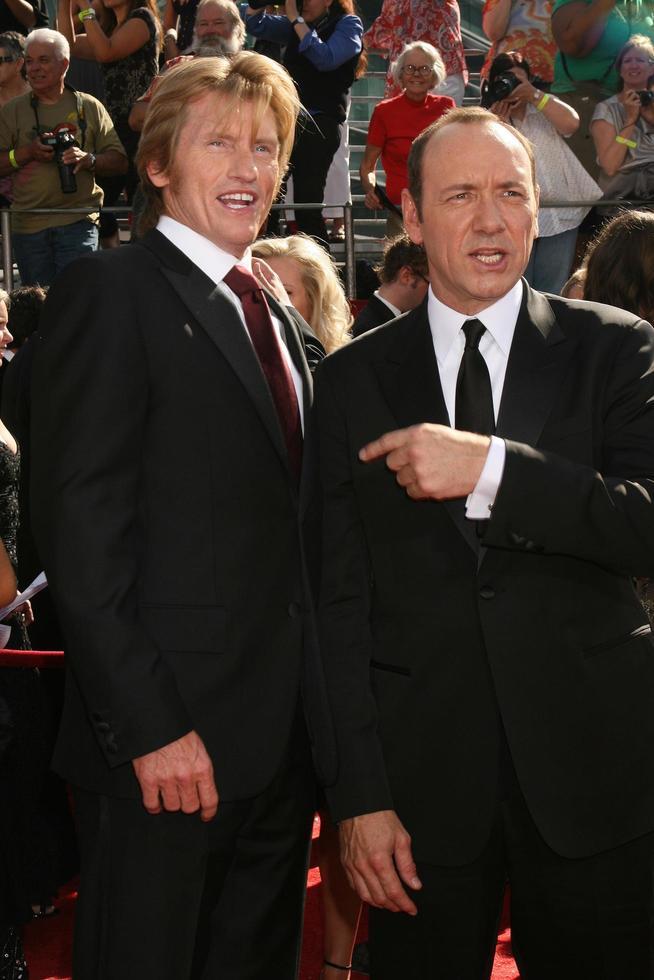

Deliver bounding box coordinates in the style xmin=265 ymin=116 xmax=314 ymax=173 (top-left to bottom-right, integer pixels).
xmin=316 ymin=106 xmax=654 ymax=978
xmin=31 ymin=53 xmax=334 ymax=980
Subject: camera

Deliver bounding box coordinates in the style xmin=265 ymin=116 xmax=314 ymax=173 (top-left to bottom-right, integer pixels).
xmin=481 ymin=72 xmax=521 ymax=109
xmin=638 ymin=89 xmax=654 ymax=106
xmin=41 ymin=129 xmax=77 ymax=195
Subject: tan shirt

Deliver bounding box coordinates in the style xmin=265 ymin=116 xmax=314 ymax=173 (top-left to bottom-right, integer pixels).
xmin=0 ymin=88 xmax=126 ymax=234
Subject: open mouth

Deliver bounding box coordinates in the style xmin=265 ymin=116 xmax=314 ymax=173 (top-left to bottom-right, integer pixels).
xmin=218 ymin=192 xmax=256 ymax=211
xmin=470 ymin=251 xmax=506 ymax=267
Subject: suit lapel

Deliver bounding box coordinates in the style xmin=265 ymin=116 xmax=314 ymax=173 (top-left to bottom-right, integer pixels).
xmin=496 ymin=282 xmax=575 ymax=446
xmin=141 ymin=230 xmax=290 ymax=474
xmin=372 ymin=301 xmax=479 ymax=554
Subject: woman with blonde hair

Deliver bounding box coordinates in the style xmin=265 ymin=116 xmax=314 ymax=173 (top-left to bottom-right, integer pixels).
xmin=252 ymin=234 xmax=352 ymax=355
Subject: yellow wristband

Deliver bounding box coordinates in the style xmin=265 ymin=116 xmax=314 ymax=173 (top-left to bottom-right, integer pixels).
xmin=536 ymin=93 xmax=550 ymax=111
xmin=78 ymin=7 xmax=95 ymax=21
xmin=616 ymin=135 xmax=637 ymax=148
xmin=8 ymin=149 xmax=18 ymax=170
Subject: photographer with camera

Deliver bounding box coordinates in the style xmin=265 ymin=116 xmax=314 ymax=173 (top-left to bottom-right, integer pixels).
xmin=591 ymin=35 xmax=654 ymax=199
xmin=0 ymin=28 xmax=126 ymax=285
xmin=483 ymin=49 xmax=601 ymax=292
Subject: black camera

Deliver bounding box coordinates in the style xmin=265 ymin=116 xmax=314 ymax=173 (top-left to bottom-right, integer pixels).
xmin=638 ymin=89 xmax=654 ymax=106
xmin=481 ymin=71 xmax=521 ymax=109
xmin=41 ymin=129 xmax=77 ymax=195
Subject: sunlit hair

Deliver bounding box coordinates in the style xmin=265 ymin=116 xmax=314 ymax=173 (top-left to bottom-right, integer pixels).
xmin=615 ymin=34 xmax=654 ymax=91
xmin=25 ymin=28 xmax=69 ymax=63
xmin=190 ymin=0 xmax=245 ymax=54
xmin=375 ymin=233 xmax=428 ymax=283
xmin=390 ymin=41 xmax=446 ymax=90
xmin=560 ymin=266 xmax=586 ymax=300
xmin=583 ymin=209 xmax=654 ymax=322
xmin=136 ymin=53 xmax=300 ymax=235
xmin=252 ymin=234 xmax=352 ymax=352
xmin=407 ymin=105 xmax=537 ymax=220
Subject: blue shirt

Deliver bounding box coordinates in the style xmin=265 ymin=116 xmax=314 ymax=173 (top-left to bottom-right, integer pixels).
xmin=244 ymin=8 xmax=363 ymax=72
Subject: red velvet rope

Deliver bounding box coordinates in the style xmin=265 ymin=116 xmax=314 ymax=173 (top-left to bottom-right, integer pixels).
xmin=0 ymin=649 xmax=64 ymax=667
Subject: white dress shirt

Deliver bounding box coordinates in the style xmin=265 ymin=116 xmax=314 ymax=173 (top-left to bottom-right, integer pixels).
xmin=373 ymin=289 xmax=402 ymax=318
xmin=157 ymin=215 xmax=305 ymax=429
xmin=426 ymin=281 xmax=523 ymax=519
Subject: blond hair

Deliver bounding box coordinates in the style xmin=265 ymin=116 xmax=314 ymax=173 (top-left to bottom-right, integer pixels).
xmin=252 ymin=235 xmax=352 ymax=353
xmin=136 ymin=53 xmax=299 ymax=235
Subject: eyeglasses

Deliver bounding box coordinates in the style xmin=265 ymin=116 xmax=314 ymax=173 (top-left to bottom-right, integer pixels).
xmin=0 ymin=56 xmax=16 ymax=64
xmin=402 ymin=64 xmax=433 ymax=75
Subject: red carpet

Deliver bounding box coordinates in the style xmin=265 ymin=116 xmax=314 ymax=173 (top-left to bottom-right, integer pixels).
xmin=24 ymin=818 xmax=519 ymax=979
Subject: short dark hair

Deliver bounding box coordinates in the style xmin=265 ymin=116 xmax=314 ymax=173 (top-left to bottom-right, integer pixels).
xmin=407 ymin=106 xmax=537 ymax=220
xmin=0 ymin=31 xmax=25 ymax=59
xmin=375 ymin=234 xmax=428 ymax=284
xmin=488 ymin=50 xmax=531 ymax=86
xmin=8 ymin=285 xmax=47 ymax=346
xmin=583 ymin=209 xmax=654 ymax=322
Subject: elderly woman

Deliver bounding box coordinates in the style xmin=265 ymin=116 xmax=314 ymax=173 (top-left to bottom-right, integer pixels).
xmin=591 ymin=35 xmax=654 ymax=198
xmin=486 ymin=49 xmax=601 ymax=292
xmin=360 ymin=41 xmax=454 ymax=237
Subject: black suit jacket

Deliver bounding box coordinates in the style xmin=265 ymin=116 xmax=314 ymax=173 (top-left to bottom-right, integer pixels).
xmin=315 ymin=283 xmax=654 ymax=864
xmin=351 ymin=295 xmax=396 ymax=339
xmin=30 ymin=229 xmax=336 ymax=800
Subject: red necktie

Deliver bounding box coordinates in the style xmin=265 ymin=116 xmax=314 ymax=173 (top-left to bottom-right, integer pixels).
xmin=224 ymin=264 xmax=303 ymax=480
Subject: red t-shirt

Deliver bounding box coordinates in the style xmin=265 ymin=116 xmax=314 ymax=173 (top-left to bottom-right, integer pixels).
xmin=367 ymin=92 xmax=455 ymax=204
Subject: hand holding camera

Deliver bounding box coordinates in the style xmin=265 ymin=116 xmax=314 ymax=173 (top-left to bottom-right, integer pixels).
xmin=39 ymin=130 xmax=78 ymax=193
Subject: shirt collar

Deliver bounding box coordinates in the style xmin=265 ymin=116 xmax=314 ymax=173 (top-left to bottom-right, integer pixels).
xmin=373 ymin=289 xmax=402 ymax=318
xmin=428 ymin=280 xmax=523 ymax=367
xmin=157 ymin=215 xmax=252 ymax=285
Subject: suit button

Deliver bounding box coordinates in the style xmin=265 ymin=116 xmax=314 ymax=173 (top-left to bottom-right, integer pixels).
xmin=479 ymin=586 xmax=495 ymax=600
xmin=288 ymin=602 xmax=301 ymax=618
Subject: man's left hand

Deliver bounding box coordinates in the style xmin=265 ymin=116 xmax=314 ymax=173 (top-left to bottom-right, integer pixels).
xmin=60 ymin=146 xmax=94 ymax=174
xmin=359 ymin=423 xmax=491 ymax=500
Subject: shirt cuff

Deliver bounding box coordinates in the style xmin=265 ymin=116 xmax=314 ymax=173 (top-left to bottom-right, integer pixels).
xmin=465 ymin=436 xmax=506 ymax=520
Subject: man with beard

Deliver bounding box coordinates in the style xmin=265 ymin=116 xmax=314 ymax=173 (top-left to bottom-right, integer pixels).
xmin=128 ymin=0 xmax=244 ymax=132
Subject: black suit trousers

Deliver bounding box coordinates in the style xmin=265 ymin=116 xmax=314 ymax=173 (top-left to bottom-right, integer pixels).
xmin=72 ymin=721 xmax=315 ymax=980
xmin=369 ymin=773 xmax=654 ymax=980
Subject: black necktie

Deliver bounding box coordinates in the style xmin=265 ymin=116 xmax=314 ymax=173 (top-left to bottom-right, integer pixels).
xmin=455 ymin=318 xmax=495 ymax=436
xmin=224 ymin=265 xmax=302 ymax=480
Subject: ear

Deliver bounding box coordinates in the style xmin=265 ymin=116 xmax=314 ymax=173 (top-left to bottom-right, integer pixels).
xmin=146 ymin=159 xmax=170 ymax=189
xmin=402 ymin=188 xmax=423 ymax=246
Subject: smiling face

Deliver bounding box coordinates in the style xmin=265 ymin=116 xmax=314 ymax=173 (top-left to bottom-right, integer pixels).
xmin=620 ymin=45 xmax=654 ymax=91
xmin=25 ymin=40 xmax=67 ymax=101
xmin=402 ymin=120 xmax=538 ymax=314
xmin=148 ymin=92 xmax=280 ymax=258
xmin=400 ymin=48 xmax=435 ymax=101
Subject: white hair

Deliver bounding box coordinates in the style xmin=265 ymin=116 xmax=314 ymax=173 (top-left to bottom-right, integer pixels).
xmin=390 ymin=41 xmax=446 ymax=89
xmin=25 ymin=28 xmax=70 ymax=63
xmin=189 ymin=0 xmax=244 ymax=53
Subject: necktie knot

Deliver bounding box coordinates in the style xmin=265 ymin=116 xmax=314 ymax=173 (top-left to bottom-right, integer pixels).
xmin=462 ymin=318 xmax=486 ymax=351
xmin=223 ymin=264 xmax=259 ymax=300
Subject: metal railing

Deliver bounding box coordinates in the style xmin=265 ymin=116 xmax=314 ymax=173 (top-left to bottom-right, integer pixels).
xmin=1 ymin=198 xmax=651 ymax=297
